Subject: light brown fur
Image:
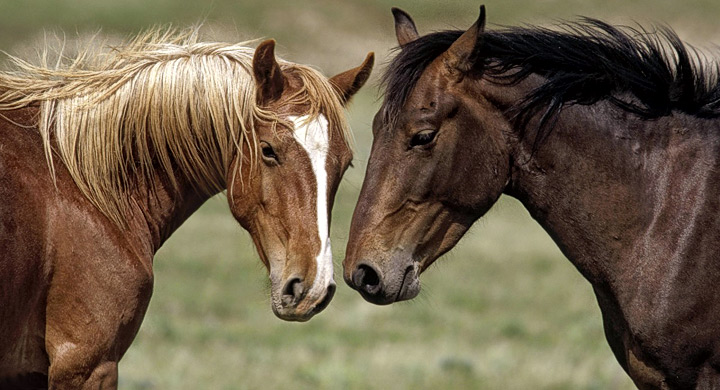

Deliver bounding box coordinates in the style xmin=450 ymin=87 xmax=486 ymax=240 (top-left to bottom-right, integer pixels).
xmin=0 ymin=28 xmax=352 ymax=227
xmin=0 ymin=30 xmax=373 ymax=388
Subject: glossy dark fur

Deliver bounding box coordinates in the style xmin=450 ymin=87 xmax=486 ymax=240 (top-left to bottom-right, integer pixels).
xmin=345 ymin=7 xmax=720 ymax=389
xmin=382 ymin=20 xmax=720 ymax=139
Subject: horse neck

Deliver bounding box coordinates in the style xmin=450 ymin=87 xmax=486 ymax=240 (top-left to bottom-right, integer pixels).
xmin=126 ymin=167 xmax=218 ymax=253
xmin=494 ymin=81 xmax=720 ymax=284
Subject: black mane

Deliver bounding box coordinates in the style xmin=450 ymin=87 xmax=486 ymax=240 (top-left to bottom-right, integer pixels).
xmin=381 ymin=19 xmax=720 ymax=135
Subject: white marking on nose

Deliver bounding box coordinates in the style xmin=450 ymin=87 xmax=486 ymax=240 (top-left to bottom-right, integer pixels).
xmin=289 ymin=114 xmax=334 ymax=302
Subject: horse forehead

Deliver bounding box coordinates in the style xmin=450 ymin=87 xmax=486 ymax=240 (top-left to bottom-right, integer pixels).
xmin=380 ymin=70 xmax=454 ymax=134
xmin=287 ymin=113 xmax=352 ymax=174
xmin=289 ymin=114 xmax=330 ymax=152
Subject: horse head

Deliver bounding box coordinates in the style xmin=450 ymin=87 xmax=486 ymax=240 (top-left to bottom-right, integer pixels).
xmin=230 ymin=40 xmax=373 ymax=320
xmin=344 ymin=7 xmax=512 ymax=305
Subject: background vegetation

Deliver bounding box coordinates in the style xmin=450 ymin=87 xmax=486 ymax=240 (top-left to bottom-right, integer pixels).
xmin=2 ymin=1 xmax=718 ymax=388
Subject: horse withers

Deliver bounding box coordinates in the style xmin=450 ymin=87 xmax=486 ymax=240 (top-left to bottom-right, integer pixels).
xmin=344 ymin=6 xmax=720 ymax=389
xmin=0 ymin=30 xmax=373 ymax=388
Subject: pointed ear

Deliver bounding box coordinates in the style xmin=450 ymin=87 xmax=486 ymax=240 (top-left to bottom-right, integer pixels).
xmin=253 ymin=39 xmax=285 ymax=106
xmin=329 ymin=52 xmax=374 ymax=105
xmin=392 ymin=7 xmax=419 ymax=47
xmin=442 ymin=5 xmax=486 ymax=81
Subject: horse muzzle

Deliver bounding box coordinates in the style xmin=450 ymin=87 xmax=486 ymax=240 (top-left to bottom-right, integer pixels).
xmin=345 ymin=259 xmax=420 ymax=305
xmin=271 ymin=276 xmax=336 ymax=322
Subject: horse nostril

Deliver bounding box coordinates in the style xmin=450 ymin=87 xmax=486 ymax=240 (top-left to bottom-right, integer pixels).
xmin=281 ymin=277 xmax=304 ymax=306
xmin=353 ymin=263 xmax=381 ymax=295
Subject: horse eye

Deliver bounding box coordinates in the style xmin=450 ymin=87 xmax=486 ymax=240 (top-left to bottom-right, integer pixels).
xmin=260 ymin=142 xmax=278 ymax=162
xmin=410 ymin=129 xmax=437 ymax=148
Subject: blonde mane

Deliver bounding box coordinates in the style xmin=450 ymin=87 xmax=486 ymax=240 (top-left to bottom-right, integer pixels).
xmin=0 ymin=28 xmax=351 ymax=226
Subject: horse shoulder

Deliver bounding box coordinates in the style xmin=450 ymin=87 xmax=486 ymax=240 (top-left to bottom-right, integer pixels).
xmin=0 ymin=110 xmax=57 ymax=378
xmin=0 ymin=110 xmax=155 ymax=380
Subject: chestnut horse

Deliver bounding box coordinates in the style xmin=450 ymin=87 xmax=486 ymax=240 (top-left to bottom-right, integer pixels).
xmin=345 ymin=6 xmax=720 ymax=389
xmin=0 ymin=30 xmax=373 ymax=388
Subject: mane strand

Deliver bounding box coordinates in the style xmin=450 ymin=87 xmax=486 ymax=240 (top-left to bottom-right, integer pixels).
xmin=381 ymin=19 xmax=720 ymax=138
xmin=0 ymin=28 xmax=351 ymax=226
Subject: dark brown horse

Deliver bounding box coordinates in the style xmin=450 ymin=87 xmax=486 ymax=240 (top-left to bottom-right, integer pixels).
xmin=344 ymin=6 xmax=720 ymax=389
xmin=0 ymin=30 xmax=372 ymax=388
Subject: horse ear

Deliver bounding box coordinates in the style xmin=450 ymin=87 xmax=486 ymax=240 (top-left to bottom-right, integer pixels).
xmin=442 ymin=5 xmax=486 ymax=80
xmin=329 ymin=52 xmax=375 ymax=105
xmin=253 ymin=39 xmax=285 ymax=106
xmin=392 ymin=7 xmax=419 ymax=47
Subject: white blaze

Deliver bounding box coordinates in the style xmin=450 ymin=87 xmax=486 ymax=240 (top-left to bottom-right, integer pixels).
xmin=289 ymin=115 xmax=334 ymax=300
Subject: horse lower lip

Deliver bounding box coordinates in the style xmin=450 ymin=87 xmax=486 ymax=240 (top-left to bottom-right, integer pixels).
xmin=395 ymin=266 xmax=414 ymax=302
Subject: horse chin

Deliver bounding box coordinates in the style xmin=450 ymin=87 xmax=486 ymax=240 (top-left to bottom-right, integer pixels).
xmin=271 ymin=305 xmax=316 ymax=322
xmin=270 ymin=300 xmax=327 ymax=322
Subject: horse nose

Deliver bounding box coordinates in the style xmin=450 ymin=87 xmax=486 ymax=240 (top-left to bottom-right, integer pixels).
xmin=281 ymin=277 xmax=305 ymax=307
xmin=352 ymin=263 xmax=383 ymax=296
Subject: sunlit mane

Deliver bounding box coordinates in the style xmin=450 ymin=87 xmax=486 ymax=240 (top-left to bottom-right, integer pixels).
xmin=0 ymin=28 xmax=351 ymax=226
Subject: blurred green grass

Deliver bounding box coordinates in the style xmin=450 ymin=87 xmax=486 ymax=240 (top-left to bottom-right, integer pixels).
xmin=3 ymin=1 xmax=718 ymax=388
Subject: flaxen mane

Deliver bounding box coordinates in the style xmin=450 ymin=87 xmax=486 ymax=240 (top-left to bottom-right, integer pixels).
xmin=0 ymin=28 xmax=350 ymax=226
xmin=382 ymin=19 xmax=720 ymax=138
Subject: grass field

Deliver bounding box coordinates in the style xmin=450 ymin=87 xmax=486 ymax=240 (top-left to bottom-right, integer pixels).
xmin=2 ymin=1 xmax=719 ymax=388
